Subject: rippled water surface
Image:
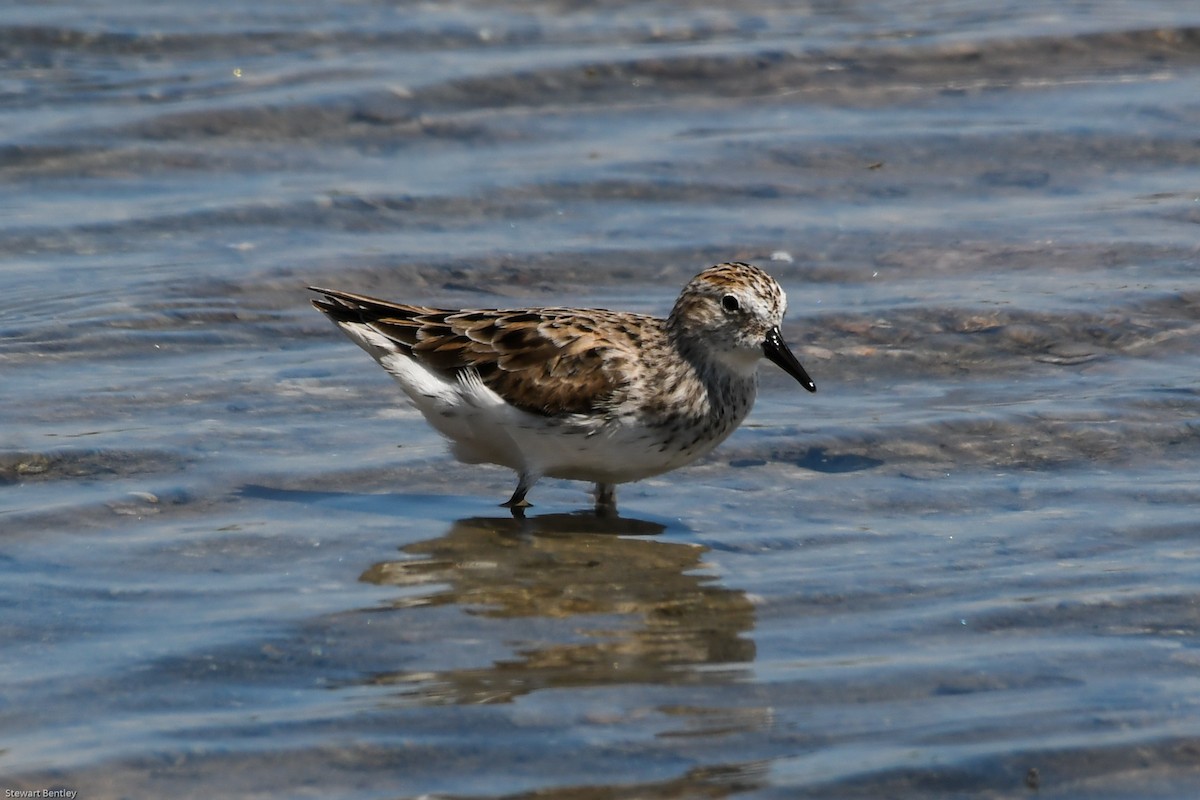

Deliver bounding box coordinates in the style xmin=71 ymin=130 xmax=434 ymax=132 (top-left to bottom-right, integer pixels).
xmin=4 ymin=1 xmax=1200 ymax=797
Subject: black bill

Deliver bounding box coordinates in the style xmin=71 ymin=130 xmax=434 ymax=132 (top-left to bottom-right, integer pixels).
xmin=762 ymin=326 xmax=816 ymax=393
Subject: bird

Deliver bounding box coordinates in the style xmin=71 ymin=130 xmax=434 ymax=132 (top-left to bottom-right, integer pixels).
xmin=309 ymin=261 xmax=816 ymax=514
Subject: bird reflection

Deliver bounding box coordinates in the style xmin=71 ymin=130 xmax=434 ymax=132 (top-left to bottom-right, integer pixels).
xmin=356 ymin=511 xmax=757 ymax=705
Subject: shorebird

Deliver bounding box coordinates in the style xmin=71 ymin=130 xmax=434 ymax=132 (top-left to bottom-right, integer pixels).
xmin=310 ymin=261 xmax=815 ymax=513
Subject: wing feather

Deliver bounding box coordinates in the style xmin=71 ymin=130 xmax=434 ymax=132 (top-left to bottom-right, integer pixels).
xmin=310 ymin=286 xmax=654 ymax=416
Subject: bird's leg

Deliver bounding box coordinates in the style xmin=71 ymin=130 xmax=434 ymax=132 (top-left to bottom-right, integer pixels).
xmin=501 ymin=473 xmax=535 ymax=510
xmin=594 ymin=482 xmax=617 ymax=516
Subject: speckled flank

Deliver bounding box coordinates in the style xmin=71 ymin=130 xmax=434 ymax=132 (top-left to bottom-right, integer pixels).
xmin=310 ymin=262 xmax=815 ymax=511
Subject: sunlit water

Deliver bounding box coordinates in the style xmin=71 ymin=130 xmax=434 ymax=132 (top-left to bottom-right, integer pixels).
xmin=4 ymin=2 xmax=1200 ymax=797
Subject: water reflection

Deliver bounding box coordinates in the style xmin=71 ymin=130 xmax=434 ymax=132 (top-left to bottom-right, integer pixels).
xmin=448 ymin=761 xmax=770 ymax=800
xmin=357 ymin=512 xmax=756 ymax=704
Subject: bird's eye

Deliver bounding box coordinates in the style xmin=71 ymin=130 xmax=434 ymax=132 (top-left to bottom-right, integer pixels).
xmin=721 ymin=294 xmax=740 ymax=313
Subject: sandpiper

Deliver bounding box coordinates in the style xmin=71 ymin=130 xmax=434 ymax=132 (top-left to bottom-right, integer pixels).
xmin=310 ymin=262 xmax=815 ymax=513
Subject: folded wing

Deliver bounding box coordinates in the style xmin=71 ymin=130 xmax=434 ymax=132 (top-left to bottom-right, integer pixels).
xmin=310 ymin=286 xmax=634 ymax=417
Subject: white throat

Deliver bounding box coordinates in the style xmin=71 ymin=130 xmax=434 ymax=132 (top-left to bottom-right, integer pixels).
xmin=711 ymin=346 xmax=762 ymax=379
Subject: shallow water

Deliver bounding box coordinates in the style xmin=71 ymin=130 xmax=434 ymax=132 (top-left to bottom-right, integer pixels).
xmin=4 ymin=1 xmax=1200 ymax=797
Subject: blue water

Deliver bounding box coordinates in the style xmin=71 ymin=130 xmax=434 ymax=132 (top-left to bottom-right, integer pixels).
xmin=4 ymin=2 xmax=1200 ymax=797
